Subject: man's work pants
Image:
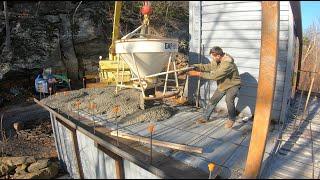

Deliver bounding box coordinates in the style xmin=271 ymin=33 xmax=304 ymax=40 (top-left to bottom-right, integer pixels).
xmin=203 ymin=85 xmax=240 ymax=121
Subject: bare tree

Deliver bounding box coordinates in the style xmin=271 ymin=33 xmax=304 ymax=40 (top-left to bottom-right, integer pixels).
xmin=298 ymin=19 xmax=320 ymax=92
xmin=3 ymin=1 xmax=10 ymax=51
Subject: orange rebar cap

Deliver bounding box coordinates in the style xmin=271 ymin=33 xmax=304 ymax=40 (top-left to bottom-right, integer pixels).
xmin=208 ymin=163 xmax=215 ymax=172
xmin=112 ymin=105 xmax=120 ymax=113
xmin=148 ymin=123 xmax=155 ymax=133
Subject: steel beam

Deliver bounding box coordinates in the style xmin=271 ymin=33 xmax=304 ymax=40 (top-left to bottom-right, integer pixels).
xmin=243 ymin=1 xmax=280 ymax=178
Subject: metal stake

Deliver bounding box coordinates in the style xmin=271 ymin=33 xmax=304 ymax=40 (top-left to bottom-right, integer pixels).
xmin=76 ymin=101 xmax=81 ymax=120
xmin=92 ymin=103 xmax=97 ymax=134
xmin=116 ymin=54 xmax=120 ymax=94
xmin=113 ymin=106 xmax=120 ymax=146
xmin=49 ymin=87 xmax=52 ymax=99
xmin=116 ymin=116 xmax=119 ymax=146
xmin=68 ymin=79 xmax=71 ymax=90
xmin=67 ymin=103 xmax=70 ymax=119
xmin=150 ymin=131 xmax=153 ymax=164
xmin=148 ymin=124 xmax=155 ymax=164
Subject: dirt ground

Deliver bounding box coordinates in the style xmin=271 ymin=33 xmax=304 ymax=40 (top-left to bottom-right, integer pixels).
xmin=0 ymin=117 xmax=57 ymax=159
xmin=0 ymin=96 xmax=68 ymax=178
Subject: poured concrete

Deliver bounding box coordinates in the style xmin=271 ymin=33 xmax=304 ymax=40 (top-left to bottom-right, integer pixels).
xmin=41 ymin=87 xmax=176 ymax=125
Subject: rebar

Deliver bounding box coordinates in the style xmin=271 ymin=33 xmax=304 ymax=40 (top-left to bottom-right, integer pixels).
xmin=150 ymin=131 xmax=153 ymax=164
xmin=148 ymin=124 xmax=155 ymax=164
xmin=112 ymin=105 xmax=120 ymax=146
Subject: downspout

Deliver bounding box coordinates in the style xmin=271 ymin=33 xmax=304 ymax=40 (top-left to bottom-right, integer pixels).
xmin=196 ymin=1 xmax=202 ymax=106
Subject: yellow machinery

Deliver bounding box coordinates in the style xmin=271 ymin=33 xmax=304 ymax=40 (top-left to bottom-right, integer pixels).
xmin=98 ymin=1 xmax=131 ymax=85
xmin=98 ymin=57 xmax=131 ymax=85
xmin=98 ymin=1 xmax=153 ymax=85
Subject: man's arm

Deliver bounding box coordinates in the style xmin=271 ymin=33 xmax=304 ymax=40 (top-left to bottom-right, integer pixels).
xmin=200 ymin=61 xmax=234 ymax=80
xmin=193 ymin=60 xmax=218 ymax=72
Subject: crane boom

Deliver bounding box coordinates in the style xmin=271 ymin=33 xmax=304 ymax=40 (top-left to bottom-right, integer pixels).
xmin=109 ymin=1 xmax=122 ymax=61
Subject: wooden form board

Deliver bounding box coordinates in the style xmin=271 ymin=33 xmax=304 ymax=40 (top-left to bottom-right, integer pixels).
xmin=109 ymin=130 xmax=203 ymax=154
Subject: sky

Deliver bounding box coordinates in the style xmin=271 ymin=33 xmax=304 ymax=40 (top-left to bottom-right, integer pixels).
xmin=301 ymin=1 xmax=320 ymax=31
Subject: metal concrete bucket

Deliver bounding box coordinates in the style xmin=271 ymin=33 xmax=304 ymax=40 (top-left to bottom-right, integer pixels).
xmin=115 ymin=38 xmax=179 ymax=78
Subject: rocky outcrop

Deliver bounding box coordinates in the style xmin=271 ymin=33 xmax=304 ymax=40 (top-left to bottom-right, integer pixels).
xmin=0 ymin=163 xmax=16 ymax=177
xmin=0 ymin=63 xmax=10 ymax=80
xmin=0 ymin=12 xmax=62 ymax=80
xmin=27 ymin=159 xmax=50 ymax=173
xmin=0 ymin=1 xmax=189 ymax=82
xmin=14 ymin=162 xmax=59 ymax=179
xmin=0 ymin=1 xmax=109 ymax=81
xmin=0 ymin=156 xmax=36 ymax=167
xmin=0 ymin=156 xmax=59 ymax=179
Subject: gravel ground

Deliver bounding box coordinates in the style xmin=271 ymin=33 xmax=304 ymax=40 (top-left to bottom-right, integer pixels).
xmin=41 ymin=87 xmax=177 ymax=125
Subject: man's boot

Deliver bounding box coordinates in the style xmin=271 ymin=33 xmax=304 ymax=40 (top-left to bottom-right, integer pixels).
xmin=195 ymin=117 xmax=207 ymax=124
xmin=225 ymin=119 xmax=235 ymax=128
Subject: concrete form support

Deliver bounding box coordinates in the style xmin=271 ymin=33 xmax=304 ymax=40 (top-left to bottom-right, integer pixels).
xmin=54 ymin=116 xmax=84 ymax=179
xmin=34 ymin=98 xmax=209 ymax=179
xmin=243 ymin=1 xmax=280 ymax=178
xmin=96 ymin=143 xmax=125 ymax=179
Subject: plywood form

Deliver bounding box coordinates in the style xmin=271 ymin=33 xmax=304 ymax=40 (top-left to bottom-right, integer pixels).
xmin=76 ymin=131 xmax=117 ymax=179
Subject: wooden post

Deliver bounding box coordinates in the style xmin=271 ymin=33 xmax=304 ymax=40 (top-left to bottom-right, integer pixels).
xmin=96 ymin=144 xmax=125 ymax=179
xmin=243 ymin=1 xmax=280 ymax=178
xmin=54 ymin=116 xmax=84 ymax=179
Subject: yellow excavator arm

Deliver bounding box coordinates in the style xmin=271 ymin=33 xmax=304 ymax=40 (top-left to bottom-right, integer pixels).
xmin=108 ymin=1 xmax=122 ymax=61
xmin=98 ymin=1 xmax=131 ymax=85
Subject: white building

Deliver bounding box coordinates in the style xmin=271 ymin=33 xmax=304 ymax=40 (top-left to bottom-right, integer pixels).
xmin=188 ymin=1 xmax=302 ymax=122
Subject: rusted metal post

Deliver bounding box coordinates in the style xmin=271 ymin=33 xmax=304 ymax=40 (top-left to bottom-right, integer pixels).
xmin=82 ymin=77 xmax=86 ymax=88
xmin=112 ymin=105 xmax=120 ymax=146
xmin=148 ymin=124 xmax=155 ymax=164
xmin=243 ymin=1 xmax=280 ymax=178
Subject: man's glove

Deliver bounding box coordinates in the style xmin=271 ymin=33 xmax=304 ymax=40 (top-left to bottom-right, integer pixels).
xmin=190 ymin=65 xmax=200 ymax=71
xmin=188 ymin=70 xmax=202 ymax=77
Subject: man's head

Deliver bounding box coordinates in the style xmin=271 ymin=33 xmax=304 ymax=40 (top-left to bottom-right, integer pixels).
xmin=209 ymin=46 xmax=224 ymax=63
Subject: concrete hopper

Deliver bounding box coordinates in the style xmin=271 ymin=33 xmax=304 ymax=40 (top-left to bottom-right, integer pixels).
xmin=115 ymin=38 xmax=179 ymax=78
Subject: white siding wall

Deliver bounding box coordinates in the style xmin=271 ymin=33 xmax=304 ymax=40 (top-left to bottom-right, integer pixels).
xmin=280 ymin=3 xmax=296 ymax=123
xmin=189 ymin=1 xmax=294 ymax=120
